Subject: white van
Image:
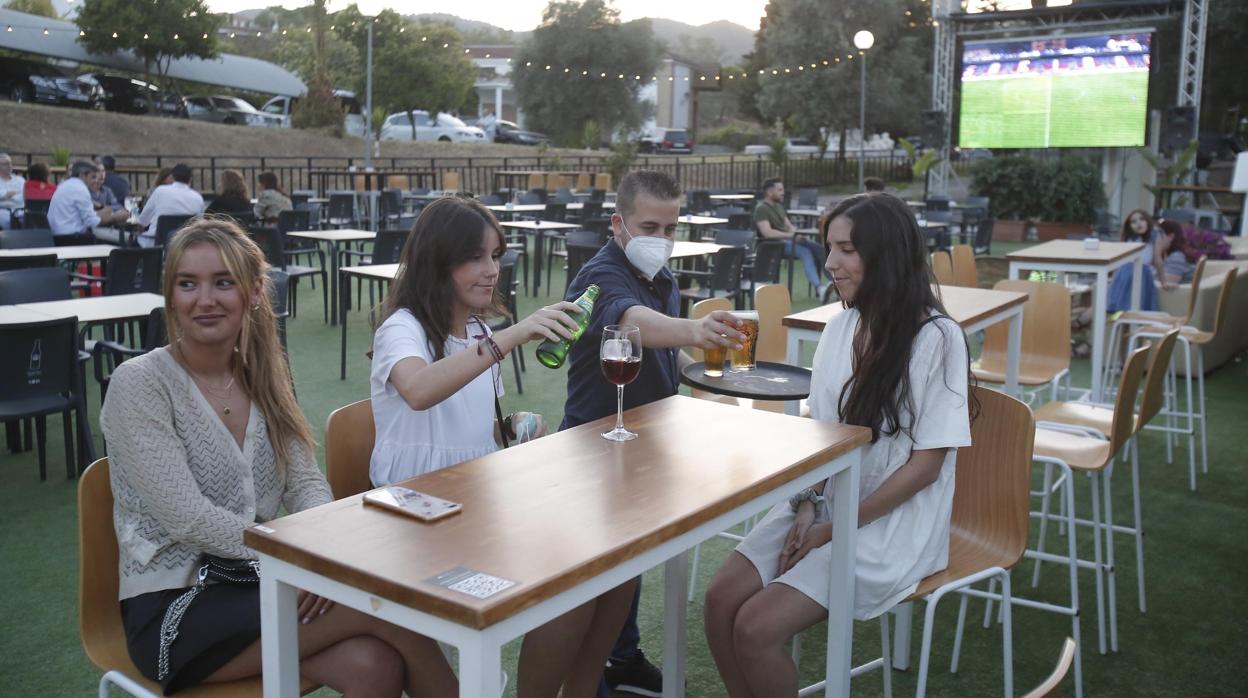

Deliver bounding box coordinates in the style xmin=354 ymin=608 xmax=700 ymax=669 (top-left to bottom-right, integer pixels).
xmin=260 ymin=89 xmax=367 ymax=137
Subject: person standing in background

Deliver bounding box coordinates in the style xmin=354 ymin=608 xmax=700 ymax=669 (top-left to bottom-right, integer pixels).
xmin=0 ymin=153 xmax=24 ymax=230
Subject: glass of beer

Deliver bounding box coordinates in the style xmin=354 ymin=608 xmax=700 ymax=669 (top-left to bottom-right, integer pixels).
xmin=703 ymin=340 xmax=726 ymax=377
xmin=729 ymin=310 xmax=759 ymax=371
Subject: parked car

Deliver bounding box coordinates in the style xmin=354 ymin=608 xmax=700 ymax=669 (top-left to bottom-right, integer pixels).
xmin=1 ymin=57 xmax=102 ymax=108
xmin=78 ymin=73 xmax=185 ymax=117
xmin=184 ymin=95 xmax=282 ymax=127
xmin=493 ymin=119 xmax=549 ymax=145
xmin=259 ymin=89 xmax=366 ymax=136
xmin=379 ymin=110 xmax=487 ymax=143
xmin=638 ymin=128 xmax=693 ymax=154
xmin=743 ymin=137 xmax=819 ymax=156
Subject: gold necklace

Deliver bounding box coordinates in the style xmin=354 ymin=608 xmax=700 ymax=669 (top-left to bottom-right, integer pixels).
xmin=192 ymin=372 xmax=237 ymax=415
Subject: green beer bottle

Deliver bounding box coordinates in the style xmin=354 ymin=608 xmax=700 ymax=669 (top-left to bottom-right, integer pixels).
xmin=535 ymin=284 xmax=600 ymax=369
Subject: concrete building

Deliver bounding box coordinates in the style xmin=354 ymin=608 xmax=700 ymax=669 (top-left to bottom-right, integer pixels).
xmin=466 ymin=46 xmax=524 ymax=125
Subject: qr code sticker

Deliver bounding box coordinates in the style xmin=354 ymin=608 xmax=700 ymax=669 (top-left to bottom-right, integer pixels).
xmin=448 ymin=573 xmax=515 ymax=599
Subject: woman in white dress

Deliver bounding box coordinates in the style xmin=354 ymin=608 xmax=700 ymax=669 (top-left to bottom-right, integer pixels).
xmin=704 ymin=192 xmax=976 ymax=697
xmin=369 ymin=196 xmax=636 ymax=697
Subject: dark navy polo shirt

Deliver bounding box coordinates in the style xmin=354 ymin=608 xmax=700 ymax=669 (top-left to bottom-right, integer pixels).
xmin=559 ymin=239 xmax=681 ymax=430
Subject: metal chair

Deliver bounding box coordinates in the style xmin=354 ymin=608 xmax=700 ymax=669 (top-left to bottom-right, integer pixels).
xmin=973 ymin=217 xmax=995 ymax=256
xmin=326 ymin=192 xmax=357 ymax=228
xmin=0 ymin=266 xmax=71 ymax=303
xmin=489 ymin=250 xmax=526 ymax=392
xmin=549 ymin=229 xmax=600 ymax=293
xmin=797 ymin=188 xmax=818 ymax=208
xmin=677 ymin=245 xmax=747 ymax=314
xmin=22 ymin=210 xmax=49 ymax=229
xmin=154 ymin=213 xmax=197 ymax=248
xmin=92 ymin=307 xmax=166 ymax=404
xmin=742 ymin=240 xmax=785 ymax=305
xmin=249 ymin=226 xmax=328 ymax=323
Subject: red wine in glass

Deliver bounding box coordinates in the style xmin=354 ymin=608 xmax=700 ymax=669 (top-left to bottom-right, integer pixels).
xmin=601 ymin=356 xmax=641 ymax=386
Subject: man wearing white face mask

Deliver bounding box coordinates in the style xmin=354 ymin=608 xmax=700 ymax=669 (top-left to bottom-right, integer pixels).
xmin=560 ymin=170 xmax=745 ymax=696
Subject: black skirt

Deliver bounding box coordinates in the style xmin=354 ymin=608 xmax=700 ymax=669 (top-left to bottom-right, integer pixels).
xmin=121 ymin=584 xmax=262 ymax=695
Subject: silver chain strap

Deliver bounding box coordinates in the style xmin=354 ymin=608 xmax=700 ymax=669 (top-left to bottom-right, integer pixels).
xmin=157 ymin=565 xmax=209 ymax=680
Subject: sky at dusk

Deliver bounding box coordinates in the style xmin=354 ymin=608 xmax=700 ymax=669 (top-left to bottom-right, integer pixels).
xmin=204 ymin=1 xmax=768 ymax=32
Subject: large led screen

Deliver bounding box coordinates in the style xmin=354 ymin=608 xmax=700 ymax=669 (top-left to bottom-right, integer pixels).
xmin=958 ymin=32 xmax=1151 ymax=148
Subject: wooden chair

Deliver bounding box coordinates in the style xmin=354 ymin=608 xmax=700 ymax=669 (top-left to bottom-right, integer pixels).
xmin=950 ymin=244 xmax=978 ymax=288
xmin=801 ymin=386 xmax=1034 ymax=698
xmin=441 ymin=171 xmax=461 ymax=194
xmin=1030 ymin=329 xmax=1179 ymax=637
xmin=1021 ymin=638 xmax=1077 ymax=698
xmin=1025 ymin=344 xmax=1151 ymax=657
xmin=574 ymin=172 xmax=592 ymax=191
xmin=1130 ymin=267 xmax=1237 ymax=489
xmin=526 ymin=172 xmax=545 ymax=191
xmin=1104 ymin=255 xmax=1206 ymax=389
xmin=545 ymin=173 xmax=564 ymax=192
xmin=325 ymin=399 xmax=377 ymax=499
xmin=79 ymin=458 xmax=319 ymax=697
xmin=750 ymin=284 xmax=797 ymax=416
xmin=931 ymin=250 xmax=955 ymax=286
xmin=973 ymin=280 xmax=1071 ymax=405
xmin=387 ymin=174 xmax=409 ymax=190
xmin=593 ymin=172 xmax=612 ymax=191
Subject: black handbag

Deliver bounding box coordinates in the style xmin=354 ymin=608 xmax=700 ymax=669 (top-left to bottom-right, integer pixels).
xmin=157 ymin=555 xmax=260 ymax=679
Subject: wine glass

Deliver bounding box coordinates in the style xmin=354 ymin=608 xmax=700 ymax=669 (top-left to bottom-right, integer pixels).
xmin=600 ymin=324 xmax=642 ymax=442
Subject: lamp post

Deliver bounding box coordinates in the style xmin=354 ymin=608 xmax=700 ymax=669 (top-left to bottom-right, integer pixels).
xmin=357 ymin=1 xmax=384 ymax=230
xmin=853 ymin=30 xmax=874 ymax=192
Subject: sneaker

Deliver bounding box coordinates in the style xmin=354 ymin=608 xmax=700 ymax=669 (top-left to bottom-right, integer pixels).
xmin=604 ymin=649 xmax=662 ymax=697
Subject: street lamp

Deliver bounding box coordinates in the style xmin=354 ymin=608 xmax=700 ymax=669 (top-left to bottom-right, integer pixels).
xmin=853 ymin=29 xmax=874 ymax=192
xmin=357 ymin=0 xmax=385 ymax=172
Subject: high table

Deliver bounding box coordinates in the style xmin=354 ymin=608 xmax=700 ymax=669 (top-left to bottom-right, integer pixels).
xmin=670 ymin=240 xmax=728 ymax=261
xmin=498 ymin=220 xmax=579 ymax=296
xmin=247 ymin=395 xmax=870 ymax=698
xmin=288 ymin=229 xmax=376 ymax=326
xmin=1007 ymin=240 xmax=1146 ymax=401
xmin=0 ymin=244 xmax=117 ymax=261
xmin=679 ymin=215 xmax=729 ymax=241
xmin=337 ymin=263 xmax=399 ymax=380
xmin=16 ymin=292 xmax=164 ymax=327
xmin=784 ymin=285 xmax=1029 ymax=395
xmin=788 ymin=208 xmax=822 ymax=227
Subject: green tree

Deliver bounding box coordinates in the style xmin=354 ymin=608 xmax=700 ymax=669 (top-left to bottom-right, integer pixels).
xmin=5 ymin=0 xmax=57 ymax=19
xmin=751 ymin=0 xmax=931 ymax=146
xmin=331 ymin=5 xmax=477 ymax=135
xmin=513 ymin=1 xmax=660 ymax=146
xmin=75 ymin=0 xmax=219 ymax=112
xmin=292 ymin=0 xmax=345 ymax=131
xmin=275 ymin=23 xmax=361 ymax=88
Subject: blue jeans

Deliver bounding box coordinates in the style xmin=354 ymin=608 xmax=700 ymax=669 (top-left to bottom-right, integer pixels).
xmin=783 ymin=238 xmax=826 ymax=287
xmin=596 ymin=578 xmax=643 ymax=697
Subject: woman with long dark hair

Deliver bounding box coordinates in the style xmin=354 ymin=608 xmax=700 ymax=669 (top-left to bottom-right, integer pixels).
xmin=204 ymin=169 xmax=251 ymax=215
xmin=369 ymin=196 xmax=637 ymax=696
xmin=1155 ymin=218 xmax=1198 ymax=288
xmin=1106 ymin=208 xmax=1161 ymax=312
xmin=703 ymin=193 xmax=975 ymax=697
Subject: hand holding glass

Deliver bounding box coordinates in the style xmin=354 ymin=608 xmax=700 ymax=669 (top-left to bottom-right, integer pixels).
xmin=601 ymin=324 xmax=642 ymax=441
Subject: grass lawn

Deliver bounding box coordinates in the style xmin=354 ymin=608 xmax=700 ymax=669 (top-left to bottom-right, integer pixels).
xmin=2 ymin=234 xmax=1245 ymax=697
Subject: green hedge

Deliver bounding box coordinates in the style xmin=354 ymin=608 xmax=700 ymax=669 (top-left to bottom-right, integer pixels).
xmin=970 ymin=154 xmax=1106 ymax=224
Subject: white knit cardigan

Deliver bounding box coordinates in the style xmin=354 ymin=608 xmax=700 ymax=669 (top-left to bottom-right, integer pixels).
xmin=100 ymin=348 xmax=332 ymax=600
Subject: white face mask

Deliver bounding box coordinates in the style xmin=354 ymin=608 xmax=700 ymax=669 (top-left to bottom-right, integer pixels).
xmin=620 ymin=222 xmax=674 ymax=280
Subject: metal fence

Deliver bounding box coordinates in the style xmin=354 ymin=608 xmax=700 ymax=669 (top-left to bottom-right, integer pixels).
xmin=8 ymin=150 xmax=920 ymax=197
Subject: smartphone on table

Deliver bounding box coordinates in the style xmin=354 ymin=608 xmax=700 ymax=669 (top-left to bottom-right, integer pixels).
xmin=363 ymin=486 xmax=462 ymax=522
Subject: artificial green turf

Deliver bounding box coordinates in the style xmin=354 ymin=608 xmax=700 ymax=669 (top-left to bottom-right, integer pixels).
xmin=2 ymin=236 xmax=1246 ymax=697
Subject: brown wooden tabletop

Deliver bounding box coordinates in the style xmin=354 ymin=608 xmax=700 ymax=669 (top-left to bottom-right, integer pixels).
xmin=1006 ymin=240 xmax=1145 ymax=265
xmin=246 ymin=395 xmax=870 ymax=629
xmin=783 ymin=285 xmax=1028 ymax=332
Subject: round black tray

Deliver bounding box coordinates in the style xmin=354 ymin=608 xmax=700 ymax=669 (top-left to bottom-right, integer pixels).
xmin=681 ymin=361 xmax=812 ymax=401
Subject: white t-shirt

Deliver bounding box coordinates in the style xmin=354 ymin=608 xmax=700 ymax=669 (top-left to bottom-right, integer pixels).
xmin=808 ymin=309 xmax=971 ymax=617
xmin=369 ymin=310 xmax=503 ymax=487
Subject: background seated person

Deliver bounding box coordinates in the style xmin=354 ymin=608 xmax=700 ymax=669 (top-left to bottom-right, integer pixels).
xmin=753 ymin=177 xmax=830 ymax=297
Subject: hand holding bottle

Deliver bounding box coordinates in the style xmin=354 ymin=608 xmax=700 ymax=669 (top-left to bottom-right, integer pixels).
xmin=504 ymin=302 xmax=584 ymax=345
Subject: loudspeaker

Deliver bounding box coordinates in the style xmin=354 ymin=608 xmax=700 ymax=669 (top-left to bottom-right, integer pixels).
xmin=921 ymin=110 xmax=947 ymax=149
xmin=1161 ymin=106 xmax=1197 ymax=153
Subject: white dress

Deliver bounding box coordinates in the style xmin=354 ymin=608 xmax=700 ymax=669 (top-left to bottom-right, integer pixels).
xmin=736 ymin=309 xmax=971 ymax=619
xmin=369 ymin=310 xmax=502 ymax=487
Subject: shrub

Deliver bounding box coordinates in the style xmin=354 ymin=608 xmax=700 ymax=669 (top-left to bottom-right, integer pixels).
xmin=603 ymin=139 xmax=639 ymax=183
xmin=970 ymin=154 xmax=1105 ymax=224
xmin=50 ymin=145 xmax=71 ymax=168
xmin=700 ymin=124 xmax=765 ymax=151
xmin=292 ymin=74 xmax=345 ymax=136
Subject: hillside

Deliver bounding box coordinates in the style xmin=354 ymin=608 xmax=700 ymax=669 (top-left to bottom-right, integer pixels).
xmin=0 ymin=101 xmax=589 ymax=161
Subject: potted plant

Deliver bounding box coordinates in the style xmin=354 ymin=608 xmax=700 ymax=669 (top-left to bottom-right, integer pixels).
xmin=970 ymin=154 xmax=1105 ymax=241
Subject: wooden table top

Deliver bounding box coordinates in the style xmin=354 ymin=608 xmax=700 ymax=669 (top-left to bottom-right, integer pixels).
xmin=783 ymin=285 xmax=1028 ymax=332
xmin=0 ymin=305 xmax=60 ymax=325
xmin=680 ymin=215 xmax=729 ymax=226
xmin=340 ymin=263 xmax=400 ymax=281
xmin=245 ymin=395 xmax=870 ymax=629
xmin=1007 ymin=240 xmax=1145 ymax=265
xmin=670 ymin=241 xmax=728 ymax=260
xmin=16 ymin=292 xmax=164 ymax=324
xmin=499 ymin=220 xmax=580 ymax=230
xmin=0 ymin=244 xmax=117 ymax=261
xmin=288 ymin=229 xmax=376 ymax=243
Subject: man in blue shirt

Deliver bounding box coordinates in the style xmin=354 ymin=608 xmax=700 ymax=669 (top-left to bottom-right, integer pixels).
xmin=562 ymin=170 xmax=744 ymax=696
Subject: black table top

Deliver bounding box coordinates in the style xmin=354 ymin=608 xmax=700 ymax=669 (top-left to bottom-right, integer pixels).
xmin=681 ymin=361 xmax=812 ymax=401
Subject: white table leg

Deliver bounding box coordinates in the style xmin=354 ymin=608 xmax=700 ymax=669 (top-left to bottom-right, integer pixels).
xmin=457 ymin=635 xmax=501 ymax=698
xmin=786 ymin=332 xmax=801 ymax=367
xmin=891 ymin=603 xmax=913 ymax=670
xmin=663 ymin=552 xmax=689 ymax=698
xmin=1090 ymin=269 xmax=1109 ymax=402
xmin=824 ymin=454 xmax=861 ymax=698
xmin=1005 ymin=309 xmax=1023 ymax=396
xmin=259 ymin=571 xmax=301 ymax=698
xmin=1129 ymin=249 xmax=1143 ymax=311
